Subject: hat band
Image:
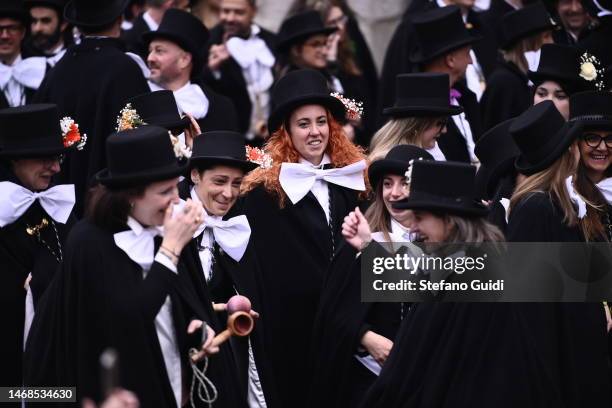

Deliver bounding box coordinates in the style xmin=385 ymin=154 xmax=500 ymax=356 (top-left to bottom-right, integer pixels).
xmin=393 ymin=96 xmax=450 ymax=107
xmin=570 ymin=114 xmax=612 ymax=122
xmin=409 ymin=190 xmax=479 ymax=208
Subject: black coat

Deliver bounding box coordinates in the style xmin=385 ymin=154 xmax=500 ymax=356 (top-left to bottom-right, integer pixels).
xmin=23 ymin=219 xmax=246 ymax=407
xmin=579 ymin=17 xmax=612 ymax=81
xmin=481 ymin=0 xmax=516 ymax=46
xmin=480 ymin=60 xmax=531 ymax=131
xmin=121 ymin=13 xmax=152 ymax=61
xmin=229 ymin=182 xmax=361 ymax=408
xmin=34 ymin=38 xmax=150 ymax=216
xmin=192 ymin=80 xmax=241 ymax=133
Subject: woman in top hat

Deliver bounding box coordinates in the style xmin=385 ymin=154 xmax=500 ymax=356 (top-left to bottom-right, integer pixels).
xmin=480 ymin=2 xmax=556 ymax=131
xmin=309 ymin=145 xmax=433 ymax=408
xmin=24 ymin=126 xmax=247 ymax=407
xmin=369 ymin=73 xmax=462 ymax=162
xmin=0 ymin=104 xmax=79 ymax=396
xmin=232 ymin=68 xmax=367 ymax=407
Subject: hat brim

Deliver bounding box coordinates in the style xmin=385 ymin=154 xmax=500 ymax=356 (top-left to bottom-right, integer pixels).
xmin=276 ymin=26 xmax=338 ymax=53
xmin=527 ymin=71 xmax=583 ymax=91
xmin=64 ymin=0 xmax=128 ymax=27
xmin=570 ymin=116 xmax=612 ymax=130
xmin=501 ymin=23 xmax=557 ymax=50
xmin=188 ymin=156 xmax=259 ymax=173
xmin=478 ymin=158 xmax=517 ymax=199
xmin=515 ymin=120 xmax=582 ymax=175
xmin=382 ymin=105 xmax=463 ymax=118
xmin=0 ymin=143 xmax=75 ymax=158
xmin=268 ymin=93 xmax=346 ymax=134
xmin=409 ymin=35 xmax=482 ymax=64
xmin=392 ymin=196 xmax=489 ymax=217
xmin=149 ymin=116 xmax=191 ymax=132
xmin=96 ymin=159 xmax=189 ymax=188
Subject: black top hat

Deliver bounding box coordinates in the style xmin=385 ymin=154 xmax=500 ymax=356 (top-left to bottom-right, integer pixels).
xmin=276 ymin=10 xmax=337 ymax=53
xmin=368 ymin=145 xmax=434 ymax=190
xmin=24 ymin=0 xmax=66 ymax=13
xmin=501 ymin=2 xmax=557 ymax=49
xmin=474 ymin=119 xmax=520 ymax=198
xmin=393 ymin=160 xmax=488 ymax=216
xmin=569 ymin=91 xmax=612 ymax=129
xmin=0 ymin=104 xmax=73 ymax=158
xmin=0 ymin=0 xmax=30 ymax=24
xmin=189 ymin=131 xmax=258 ymax=173
xmin=528 ymin=44 xmax=587 ymax=94
xmin=510 ymin=100 xmax=582 ymax=175
xmin=408 ymin=6 xmax=482 ymax=64
xmin=143 ymin=9 xmax=209 ymax=75
xmin=64 ymin=0 xmax=127 ymax=27
xmin=127 ymin=91 xmax=190 ymax=132
xmin=96 ymin=125 xmax=188 ymax=188
xmin=268 ymin=69 xmax=346 ymax=134
xmin=383 ymin=73 xmax=463 ymax=117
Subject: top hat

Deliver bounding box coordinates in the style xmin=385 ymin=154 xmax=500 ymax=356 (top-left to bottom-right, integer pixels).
xmin=501 ymin=2 xmax=557 ymax=49
xmin=393 ymin=160 xmax=488 ymax=216
xmin=268 ymin=69 xmax=346 ymax=134
xmin=276 ymin=10 xmax=337 ymax=53
xmin=127 ymin=91 xmax=190 ymax=132
xmin=24 ymin=0 xmax=66 ymax=13
xmin=474 ymin=119 xmax=520 ymax=199
xmin=528 ymin=44 xmax=588 ymax=94
xmin=510 ymin=100 xmax=582 ymax=175
xmin=0 ymin=0 xmax=30 ymax=24
xmin=408 ymin=6 xmax=482 ymax=64
xmin=0 ymin=104 xmax=73 ymax=158
xmin=368 ymin=145 xmax=434 ymax=190
xmin=189 ymin=131 xmax=258 ymax=173
xmin=96 ymin=125 xmax=188 ymax=188
xmin=383 ymin=73 xmax=463 ymax=117
xmin=569 ymin=91 xmax=612 ymax=129
xmin=64 ymin=0 xmax=127 ymax=27
xmin=143 ymin=9 xmax=209 ymax=76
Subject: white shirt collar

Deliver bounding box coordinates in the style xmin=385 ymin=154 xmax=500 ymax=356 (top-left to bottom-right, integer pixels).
xmin=143 ymin=10 xmax=160 ymax=31
xmin=390 ymin=218 xmax=410 ymax=237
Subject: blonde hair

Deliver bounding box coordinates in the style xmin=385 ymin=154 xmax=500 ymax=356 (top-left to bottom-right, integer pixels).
xmin=369 ymin=117 xmax=441 ymax=162
xmin=445 ymin=214 xmax=505 ymax=243
xmin=502 ymin=31 xmax=551 ymax=75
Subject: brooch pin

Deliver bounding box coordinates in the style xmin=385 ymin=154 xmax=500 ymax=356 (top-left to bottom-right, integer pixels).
xmin=26 ymin=218 xmax=49 ymax=237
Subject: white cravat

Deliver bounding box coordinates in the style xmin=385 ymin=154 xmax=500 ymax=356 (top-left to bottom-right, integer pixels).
xmin=113 ymin=217 xmax=164 ymax=272
xmin=226 ymin=25 xmax=275 ymax=94
xmin=149 ymin=81 xmax=210 ymax=120
xmin=466 ymin=50 xmax=485 ymax=101
xmin=0 ymin=55 xmax=47 ymax=106
xmin=565 ymin=176 xmax=587 ymax=219
xmin=46 ymin=46 xmax=66 ymax=68
xmin=593 ymin=0 xmax=612 ymax=17
xmin=426 ymin=142 xmax=447 ymax=161
xmin=500 ymin=197 xmax=511 ymax=223
xmin=450 ymin=94 xmax=477 ymax=162
xmin=0 ymin=182 xmax=75 ymax=227
xmin=524 ymin=49 xmax=541 ymax=86
xmin=597 ymin=177 xmax=612 ymax=204
xmin=142 ymin=10 xmax=160 ymax=31
xmin=126 ymin=52 xmax=151 ymax=79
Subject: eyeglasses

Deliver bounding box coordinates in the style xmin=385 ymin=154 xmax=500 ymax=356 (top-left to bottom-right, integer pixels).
xmin=582 ymin=133 xmax=612 ymax=148
xmin=0 ymin=24 xmax=23 ymax=35
xmin=326 ymin=15 xmax=348 ymax=27
xmin=41 ymin=154 xmax=65 ymax=165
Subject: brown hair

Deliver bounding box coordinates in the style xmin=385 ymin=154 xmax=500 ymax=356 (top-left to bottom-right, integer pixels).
xmin=502 ymin=31 xmax=551 ymax=75
xmin=575 ymin=164 xmax=610 ymax=241
xmin=364 ymin=181 xmax=393 ymax=241
xmin=85 ymin=184 xmax=147 ymax=232
xmin=369 ymin=117 xmax=443 ymax=162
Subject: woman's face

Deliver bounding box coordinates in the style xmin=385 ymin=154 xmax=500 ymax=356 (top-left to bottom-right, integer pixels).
xmin=381 ymin=174 xmax=412 ymax=227
xmin=191 ymin=165 xmax=245 ymax=216
xmin=420 ymin=118 xmax=447 ymax=149
xmin=131 ymin=177 xmax=180 ymax=227
xmin=294 ymin=33 xmax=328 ymax=69
xmin=326 ymin=6 xmax=347 ymax=37
xmin=533 ymin=81 xmax=569 ymax=120
xmin=578 ymin=130 xmax=612 ymax=182
xmin=288 ymin=104 xmax=330 ymax=165
xmin=411 ymin=210 xmax=451 ymax=243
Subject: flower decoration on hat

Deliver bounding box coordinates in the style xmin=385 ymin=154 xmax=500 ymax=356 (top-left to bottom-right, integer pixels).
xmin=61 ymin=117 xmax=87 ymax=150
xmin=116 ymin=103 xmax=146 ymax=131
xmin=246 ymin=146 xmax=272 ymax=169
xmin=579 ymin=53 xmax=606 ymax=91
xmin=169 ymin=133 xmax=191 ymax=159
xmin=331 ymin=92 xmax=364 ymax=121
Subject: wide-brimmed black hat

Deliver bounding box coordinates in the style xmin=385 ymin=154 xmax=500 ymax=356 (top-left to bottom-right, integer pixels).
xmin=127 ymin=91 xmax=190 ymax=132
xmin=408 ymin=6 xmax=482 ymax=64
xmin=510 ymin=100 xmax=582 ymax=175
xmin=143 ymin=8 xmax=209 ymax=75
xmin=64 ymin=0 xmax=127 ymax=27
xmin=393 ymin=160 xmax=488 ymax=216
xmin=474 ymin=119 xmax=520 ymax=199
xmin=189 ymin=131 xmax=258 ymax=173
xmin=528 ymin=44 xmax=587 ymax=94
xmin=268 ymin=69 xmax=346 ymax=134
xmin=0 ymin=104 xmax=73 ymax=158
xmin=276 ymin=10 xmax=337 ymax=53
xmin=24 ymin=0 xmax=66 ymax=13
xmin=383 ymin=73 xmax=463 ymax=117
xmin=96 ymin=125 xmax=188 ymax=188
xmin=501 ymin=2 xmax=557 ymax=50
xmin=368 ymin=145 xmax=434 ymax=190
xmin=569 ymin=91 xmax=612 ymax=129
xmin=0 ymin=0 xmax=30 ymax=24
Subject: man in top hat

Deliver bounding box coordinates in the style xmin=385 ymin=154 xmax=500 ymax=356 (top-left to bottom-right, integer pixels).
xmin=203 ymin=0 xmax=276 ymax=143
xmin=145 ymin=8 xmax=239 ymax=133
xmin=23 ymin=0 xmax=72 ymax=66
xmin=122 ymin=0 xmax=178 ymax=60
xmin=552 ymin=0 xmax=594 ymax=45
xmin=579 ymin=0 xmax=612 ymax=76
xmin=0 ymin=0 xmax=48 ymax=108
xmin=0 ymin=104 xmax=78 ymax=399
xmin=34 ymin=0 xmax=150 ymax=216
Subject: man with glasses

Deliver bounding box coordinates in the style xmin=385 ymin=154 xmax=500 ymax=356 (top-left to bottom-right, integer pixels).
xmin=0 ymin=104 xmax=78 ymax=401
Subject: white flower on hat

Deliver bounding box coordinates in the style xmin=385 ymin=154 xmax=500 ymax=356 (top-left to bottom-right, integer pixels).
xmin=578 ymin=53 xmax=606 ymax=90
xmin=580 ymin=62 xmax=597 ymax=82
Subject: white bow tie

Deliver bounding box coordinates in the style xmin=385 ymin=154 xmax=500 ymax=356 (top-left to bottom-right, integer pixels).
xmin=565 ymin=176 xmax=587 ymax=219
xmin=148 ymin=81 xmax=209 ymax=119
xmin=0 ymin=57 xmax=47 ymax=90
xmin=279 ymin=160 xmax=366 ymax=204
xmin=597 ymin=177 xmax=612 ymax=205
xmin=114 ymin=217 xmax=163 ymax=272
xmin=0 ymin=182 xmax=75 ymax=227
xmin=193 ymin=214 xmax=251 ymax=262
xmin=226 ymin=36 xmax=275 ymax=69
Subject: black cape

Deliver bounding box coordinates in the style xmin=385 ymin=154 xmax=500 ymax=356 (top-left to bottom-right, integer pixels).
xmin=121 ymin=13 xmax=152 ymax=61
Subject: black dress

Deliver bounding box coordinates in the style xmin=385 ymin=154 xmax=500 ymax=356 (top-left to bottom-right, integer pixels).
xmin=23 ymin=219 xmax=246 ymax=407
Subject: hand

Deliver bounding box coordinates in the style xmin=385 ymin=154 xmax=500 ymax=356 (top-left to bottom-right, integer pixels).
xmin=82 ymin=389 xmax=139 ymax=408
xmin=188 ymin=319 xmax=219 ymax=361
xmin=182 ymin=113 xmax=201 ymax=149
xmin=208 ymin=44 xmax=230 ymax=71
xmin=360 ymin=331 xmax=393 ymax=367
xmin=342 ymin=207 xmax=372 ymax=251
xmin=161 ymin=199 xmax=203 ymax=256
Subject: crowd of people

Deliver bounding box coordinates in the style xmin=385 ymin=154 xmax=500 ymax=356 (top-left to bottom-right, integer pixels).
xmin=0 ymin=0 xmax=611 ymax=406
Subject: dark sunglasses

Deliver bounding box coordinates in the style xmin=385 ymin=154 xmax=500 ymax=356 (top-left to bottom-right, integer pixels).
xmin=582 ymin=133 xmax=612 ymax=148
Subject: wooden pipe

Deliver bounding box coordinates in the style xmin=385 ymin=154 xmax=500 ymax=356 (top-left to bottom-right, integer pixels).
xmin=190 ymin=311 xmax=254 ymax=363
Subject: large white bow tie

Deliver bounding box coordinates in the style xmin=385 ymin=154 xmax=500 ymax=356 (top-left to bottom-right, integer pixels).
xmin=0 ymin=57 xmax=47 ymax=90
xmin=114 ymin=217 xmax=163 ymax=272
xmin=226 ymin=36 xmax=275 ymax=70
xmin=193 ymin=213 xmax=251 ymax=262
xmin=148 ymin=81 xmax=209 ymax=119
xmin=279 ymin=160 xmax=366 ymax=204
xmin=0 ymin=182 xmax=75 ymax=227
xmin=597 ymin=177 xmax=612 ymax=204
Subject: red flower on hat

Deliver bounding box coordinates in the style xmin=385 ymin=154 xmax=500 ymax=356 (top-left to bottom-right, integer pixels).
xmin=61 ymin=117 xmax=87 ymax=150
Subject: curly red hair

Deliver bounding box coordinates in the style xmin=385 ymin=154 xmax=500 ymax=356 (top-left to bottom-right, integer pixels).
xmin=242 ymin=111 xmax=369 ymax=207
